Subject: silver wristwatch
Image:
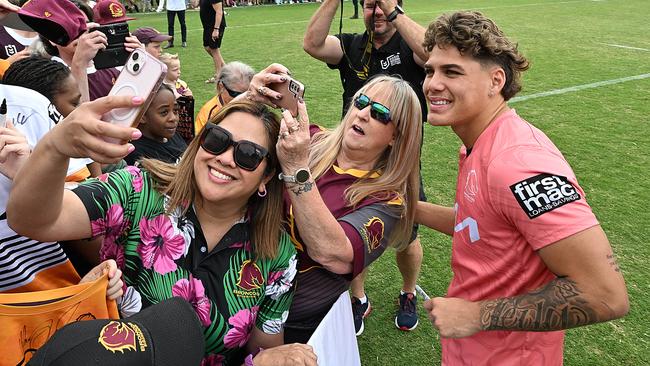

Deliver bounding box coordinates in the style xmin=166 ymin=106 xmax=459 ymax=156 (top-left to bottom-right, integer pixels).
xmin=278 ymin=168 xmax=311 ymax=184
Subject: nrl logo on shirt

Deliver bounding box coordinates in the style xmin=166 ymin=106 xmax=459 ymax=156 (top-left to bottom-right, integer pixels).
xmin=380 ymin=53 xmax=401 ymax=70
xmin=510 ymin=173 xmax=581 ymax=219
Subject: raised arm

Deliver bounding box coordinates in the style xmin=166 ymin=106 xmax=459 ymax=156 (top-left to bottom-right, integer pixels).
xmin=425 ymin=225 xmax=629 ymax=337
xmin=7 ymin=96 xmax=143 ymax=242
xmin=376 ymin=0 xmax=428 ymax=66
xmin=276 ymin=105 xmax=353 ymax=275
xmin=416 ymin=201 xmax=455 ymax=236
xmin=302 ymin=0 xmax=344 ymax=65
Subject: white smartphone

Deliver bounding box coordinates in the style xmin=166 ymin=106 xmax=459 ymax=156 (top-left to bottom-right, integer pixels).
xmin=103 ymin=48 xmax=167 ymax=142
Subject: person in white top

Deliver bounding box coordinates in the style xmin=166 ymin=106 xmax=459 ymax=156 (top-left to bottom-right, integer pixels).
xmin=163 ymin=0 xmax=187 ymax=48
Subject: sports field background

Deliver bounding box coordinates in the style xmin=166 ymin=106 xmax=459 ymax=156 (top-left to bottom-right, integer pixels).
xmin=128 ymin=0 xmax=649 ymax=364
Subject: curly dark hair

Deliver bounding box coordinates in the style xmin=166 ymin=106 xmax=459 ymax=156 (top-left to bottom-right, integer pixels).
xmin=423 ymin=11 xmax=530 ymax=100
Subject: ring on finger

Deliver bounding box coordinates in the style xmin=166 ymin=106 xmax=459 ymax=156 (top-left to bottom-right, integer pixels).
xmin=279 ymin=131 xmax=289 ymax=139
xmin=290 ymin=125 xmax=299 ymax=133
xmin=258 ymin=86 xmax=266 ymax=96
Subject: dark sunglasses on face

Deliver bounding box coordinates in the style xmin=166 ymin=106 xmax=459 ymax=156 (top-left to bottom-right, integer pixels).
xmin=353 ymin=94 xmax=392 ymax=124
xmin=221 ymin=82 xmax=244 ymax=98
xmin=199 ymin=124 xmax=269 ymax=171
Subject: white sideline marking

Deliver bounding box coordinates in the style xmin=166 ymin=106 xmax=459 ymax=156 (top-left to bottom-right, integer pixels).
xmin=184 ymin=0 xmax=598 ymax=32
xmin=600 ymin=43 xmax=650 ymax=52
xmin=510 ymin=74 xmax=650 ymax=103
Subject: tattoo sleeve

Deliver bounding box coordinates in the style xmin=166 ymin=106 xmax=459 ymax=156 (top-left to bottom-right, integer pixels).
xmin=479 ymin=277 xmax=599 ymax=331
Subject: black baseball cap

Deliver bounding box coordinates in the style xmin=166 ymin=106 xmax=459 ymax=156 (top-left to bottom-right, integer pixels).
xmin=27 ymin=297 xmax=205 ymax=366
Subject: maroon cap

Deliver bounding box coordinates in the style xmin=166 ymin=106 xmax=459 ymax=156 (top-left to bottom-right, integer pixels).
xmin=133 ymin=27 xmax=172 ymax=44
xmin=93 ymin=0 xmax=135 ymax=25
xmin=17 ymin=0 xmax=87 ymax=46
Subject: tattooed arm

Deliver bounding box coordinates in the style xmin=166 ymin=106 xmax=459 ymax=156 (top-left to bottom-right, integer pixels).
xmin=424 ymin=225 xmax=629 ymax=338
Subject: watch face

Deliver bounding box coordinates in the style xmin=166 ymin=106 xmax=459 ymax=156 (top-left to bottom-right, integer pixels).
xmin=295 ymin=169 xmax=311 ymax=183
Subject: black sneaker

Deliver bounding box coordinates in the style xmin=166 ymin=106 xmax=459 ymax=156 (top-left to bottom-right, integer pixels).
xmin=351 ymin=296 xmax=372 ymax=336
xmin=395 ymin=292 xmax=418 ymax=331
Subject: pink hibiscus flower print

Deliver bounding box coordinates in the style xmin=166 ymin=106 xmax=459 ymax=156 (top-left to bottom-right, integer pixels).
xmin=137 ymin=215 xmax=185 ymax=274
xmin=94 ymin=205 xmax=128 ymax=268
xmin=97 ymin=173 xmax=109 ymax=182
xmin=172 ymin=277 xmax=212 ymax=327
xmin=200 ymin=354 xmax=224 ymax=366
xmin=223 ymin=306 xmax=259 ymax=349
xmin=124 ymin=165 xmax=143 ymax=192
xmin=99 ymin=238 xmax=125 ymax=269
xmin=91 ymin=204 xmax=126 ymax=238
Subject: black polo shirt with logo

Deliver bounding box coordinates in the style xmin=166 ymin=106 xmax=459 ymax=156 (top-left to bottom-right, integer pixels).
xmin=328 ymin=31 xmax=427 ymax=121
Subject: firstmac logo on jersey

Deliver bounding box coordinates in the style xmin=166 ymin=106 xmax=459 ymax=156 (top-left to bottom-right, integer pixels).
xmin=510 ymin=173 xmax=580 ymax=219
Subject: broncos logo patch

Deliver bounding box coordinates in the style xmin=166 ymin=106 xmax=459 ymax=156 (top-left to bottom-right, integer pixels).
xmin=362 ymin=217 xmax=385 ymax=253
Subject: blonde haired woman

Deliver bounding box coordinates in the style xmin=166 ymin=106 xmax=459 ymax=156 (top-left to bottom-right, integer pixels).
xmin=254 ymin=74 xmax=422 ymax=342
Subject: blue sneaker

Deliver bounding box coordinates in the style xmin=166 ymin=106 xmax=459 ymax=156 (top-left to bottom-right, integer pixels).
xmin=351 ymin=296 xmax=372 ymax=336
xmin=395 ymin=292 xmax=418 ymax=331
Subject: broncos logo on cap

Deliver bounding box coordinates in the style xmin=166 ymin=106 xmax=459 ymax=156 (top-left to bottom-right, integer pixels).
xmin=98 ymin=321 xmax=138 ymax=353
xmin=109 ymin=3 xmax=125 ymax=17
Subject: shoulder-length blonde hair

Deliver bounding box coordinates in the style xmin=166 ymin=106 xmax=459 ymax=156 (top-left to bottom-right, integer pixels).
xmin=309 ymin=75 xmax=422 ymax=250
xmin=140 ymin=101 xmax=283 ymax=259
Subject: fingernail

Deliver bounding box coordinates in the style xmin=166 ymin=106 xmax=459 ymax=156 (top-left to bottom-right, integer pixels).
xmin=132 ymin=96 xmax=144 ymax=104
xmin=131 ymin=129 xmax=142 ymax=139
xmin=127 ymin=144 xmax=135 ymax=153
xmin=275 ymin=95 xmax=282 ymax=100
xmin=298 ymin=97 xmax=304 ymax=104
xmin=280 ymin=76 xmax=287 ymax=82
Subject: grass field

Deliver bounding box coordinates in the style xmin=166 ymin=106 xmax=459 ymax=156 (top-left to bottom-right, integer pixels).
xmin=128 ymin=0 xmax=649 ymax=364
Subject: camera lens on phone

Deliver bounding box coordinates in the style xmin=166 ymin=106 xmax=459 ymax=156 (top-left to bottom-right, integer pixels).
xmin=133 ymin=63 xmax=140 ymax=72
xmin=132 ymin=52 xmax=139 ymax=61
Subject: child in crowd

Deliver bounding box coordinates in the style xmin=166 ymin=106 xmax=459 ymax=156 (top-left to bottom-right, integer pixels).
xmin=160 ymin=52 xmax=193 ymax=99
xmin=124 ymin=84 xmax=187 ymax=165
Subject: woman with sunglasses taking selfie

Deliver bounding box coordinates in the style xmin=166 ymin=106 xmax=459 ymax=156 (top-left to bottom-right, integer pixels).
xmin=251 ymin=73 xmax=422 ymax=343
xmin=6 ymin=96 xmax=317 ymax=365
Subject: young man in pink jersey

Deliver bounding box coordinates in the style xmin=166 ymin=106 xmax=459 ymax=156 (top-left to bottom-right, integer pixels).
xmin=417 ymin=11 xmax=629 ymax=365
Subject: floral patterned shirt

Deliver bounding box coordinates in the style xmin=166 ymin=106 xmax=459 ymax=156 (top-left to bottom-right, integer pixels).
xmin=72 ymin=166 xmax=297 ymax=365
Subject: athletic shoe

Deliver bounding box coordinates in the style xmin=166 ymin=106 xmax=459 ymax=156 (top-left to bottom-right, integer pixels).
xmin=395 ymin=292 xmax=418 ymax=331
xmin=351 ymin=296 xmax=372 ymax=336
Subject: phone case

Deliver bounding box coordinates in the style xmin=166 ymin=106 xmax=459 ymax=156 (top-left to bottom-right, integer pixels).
xmin=103 ymin=48 xmax=167 ymax=142
xmin=91 ymin=23 xmax=130 ymax=70
xmin=270 ymin=78 xmax=305 ymax=116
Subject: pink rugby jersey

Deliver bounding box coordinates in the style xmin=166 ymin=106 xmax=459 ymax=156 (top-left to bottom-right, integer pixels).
xmin=442 ymin=109 xmax=599 ymax=366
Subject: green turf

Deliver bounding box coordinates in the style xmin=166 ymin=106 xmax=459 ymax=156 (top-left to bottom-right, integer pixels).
xmin=128 ymin=0 xmax=649 ymax=364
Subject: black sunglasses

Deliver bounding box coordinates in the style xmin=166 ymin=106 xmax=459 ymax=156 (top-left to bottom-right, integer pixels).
xmin=221 ymin=82 xmax=244 ymax=98
xmin=353 ymin=94 xmax=392 ymax=124
xmin=199 ymin=124 xmax=269 ymax=171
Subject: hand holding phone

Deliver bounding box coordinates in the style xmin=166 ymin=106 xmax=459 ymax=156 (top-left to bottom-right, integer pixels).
xmin=90 ymin=22 xmax=130 ymax=70
xmin=102 ymin=48 xmax=167 ymax=142
xmin=269 ymin=77 xmax=305 ymax=117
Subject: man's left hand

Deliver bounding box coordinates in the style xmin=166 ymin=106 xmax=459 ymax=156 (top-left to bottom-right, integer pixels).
xmin=424 ymin=297 xmax=483 ymax=338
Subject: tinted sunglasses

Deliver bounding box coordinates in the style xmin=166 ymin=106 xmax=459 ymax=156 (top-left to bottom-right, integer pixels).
xmin=221 ymin=82 xmax=244 ymax=98
xmin=353 ymin=94 xmax=392 ymax=124
xmin=199 ymin=124 xmax=269 ymax=171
